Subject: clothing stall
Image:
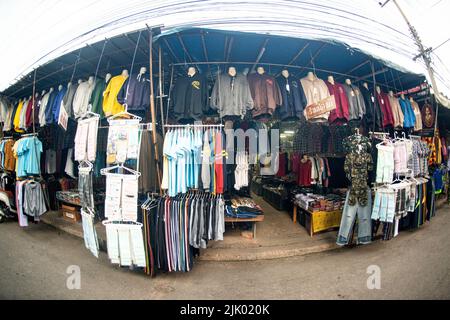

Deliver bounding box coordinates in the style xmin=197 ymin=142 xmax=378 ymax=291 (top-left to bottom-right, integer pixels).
xmin=0 ymin=26 xmax=448 ymax=277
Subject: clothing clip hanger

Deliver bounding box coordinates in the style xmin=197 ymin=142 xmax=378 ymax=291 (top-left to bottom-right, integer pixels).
xmin=107 ymin=104 xmax=142 ymax=123
xmin=100 ymin=163 xmax=141 ymax=177
xmin=79 ymin=109 xmax=100 ymax=121
xmin=78 ymin=160 xmax=93 ymax=171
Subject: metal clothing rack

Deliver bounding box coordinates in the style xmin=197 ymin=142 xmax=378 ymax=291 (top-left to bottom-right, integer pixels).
xmin=164 ymin=124 xmax=224 ymax=128
xmin=98 ymin=122 xmax=154 ymax=130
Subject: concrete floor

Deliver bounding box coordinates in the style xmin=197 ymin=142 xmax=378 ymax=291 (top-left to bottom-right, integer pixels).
xmin=1 ymin=205 xmax=449 ymax=299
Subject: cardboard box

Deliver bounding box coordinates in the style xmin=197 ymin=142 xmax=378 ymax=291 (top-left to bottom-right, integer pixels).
xmin=61 ymin=204 xmax=81 ymax=223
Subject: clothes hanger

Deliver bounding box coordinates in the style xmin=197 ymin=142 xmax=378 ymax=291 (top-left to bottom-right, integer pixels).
xmin=107 ymin=104 xmax=142 ymax=123
xmin=78 ymin=160 xmax=93 ymax=171
xmin=100 ymin=163 xmax=141 ymax=177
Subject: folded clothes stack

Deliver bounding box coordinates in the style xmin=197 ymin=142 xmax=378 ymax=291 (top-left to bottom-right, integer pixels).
xmin=225 ymin=196 xmax=264 ymax=218
xmin=295 ymin=193 xmax=345 ymax=212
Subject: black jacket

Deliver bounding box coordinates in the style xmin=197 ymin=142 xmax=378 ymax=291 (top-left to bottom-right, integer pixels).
xmin=277 ymin=76 xmax=307 ymax=120
xmin=360 ymin=86 xmax=383 ymax=131
xmin=117 ymin=76 xmax=150 ymax=112
xmin=172 ymin=73 xmax=208 ymax=120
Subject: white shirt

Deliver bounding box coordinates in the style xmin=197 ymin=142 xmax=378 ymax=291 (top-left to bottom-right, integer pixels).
xmin=39 ymin=92 xmax=51 ymax=126
xmin=72 ymin=81 xmax=94 ymax=118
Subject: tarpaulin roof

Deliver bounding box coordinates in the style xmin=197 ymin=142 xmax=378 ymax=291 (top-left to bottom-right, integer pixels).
xmin=1 ymin=0 xmax=449 ymax=100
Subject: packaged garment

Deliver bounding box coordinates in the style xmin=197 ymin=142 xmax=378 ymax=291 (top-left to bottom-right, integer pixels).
xmin=106 ymin=119 xmax=140 ymax=165
xmin=74 ymin=116 xmax=99 ymax=162
xmin=81 ymin=208 xmax=99 ymax=258
xmin=105 ymin=222 xmax=146 ymax=267
xmin=104 ymin=172 xmax=139 ymax=221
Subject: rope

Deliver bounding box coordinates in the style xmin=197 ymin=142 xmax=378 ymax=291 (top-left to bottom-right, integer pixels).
xmin=124 ymin=30 xmax=143 ymax=111
xmin=69 ymin=49 xmax=82 ymax=85
xmin=94 ymin=40 xmax=107 ymax=83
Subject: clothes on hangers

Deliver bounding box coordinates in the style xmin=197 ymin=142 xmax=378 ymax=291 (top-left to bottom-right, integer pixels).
xmin=376 ymin=141 xmax=394 ymax=184
xmin=410 ymin=99 xmax=423 ymax=132
xmin=89 ymin=79 xmax=107 ymax=118
xmin=104 ymin=172 xmax=139 ymax=221
xmin=234 ymin=151 xmax=249 ymax=190
xmin=0 ymin=139 xmax=16 ymax=171
xmin=388 ymin=95 xmax=404 ymax=129
xmin=74 ymin=116 xmax=99 ymax=162
xmin=325 ymin=81 xmax=350 ymax=124
xmin=12 ymin=136 xmax=43 ymax=177
xmin=61 ymin=82 xmax=79 ymax=118
xmin=106 ymin=119 xmax=140 ymax=165
xmin=376 ymin=91 xmax=394 ymax=128
xmin=81 ymin=208 xmax=99 ymax=258
xmin=343 ymin=83 xmax=365 ymax=121
xmin=117 ymin=74 xmax=151 ymax=112
xmin=105 ymin=222 xmax=146 ymax=267
xmin=79 ymin=167 xmax=95 ymax=209
xmin=15 ymin=179 xmax=48 ymax=227
xmin=73 ymin=81 xmax=95 ymax=119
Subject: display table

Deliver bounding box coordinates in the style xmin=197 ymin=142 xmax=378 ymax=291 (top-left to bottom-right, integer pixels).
xmin=292 ymin=204 xmax=341 ymax=236
xmin=224 ymin=215 xmax=265 ymax=239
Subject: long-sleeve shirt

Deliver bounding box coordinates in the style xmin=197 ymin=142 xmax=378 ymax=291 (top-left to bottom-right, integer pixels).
xmin=210 ymin=73 xmax=254 ymax=118
xmin=411 ymin=100 xmax=423 ymax=132
xmin=247 ymin=73 xmax=282 ymax=119
xmin=201 ymin=130 xmax=211 ymax=191
xmin=300 ymin=76 xmax=329 ymax=107
xmin=343 ymin=83 xmax=366 ymax=121
xmin=38 ymin=91 xmax=51 ymax=126
xmin=73 ymin=81 xmax=94 ymax=118
xmin=277 ymin=76 xmax=307 ymax=120
xmin=50 ymin=87 xmax=67 ymax=123
xmin=117 ymin=75 xmax=150 ymax=112
xmin=325 ymin=81 xmax=350 ymax=124
xmin=388 ymin=95 xmax=404 ymax=128
xmin=103 ymin=75 xmax=127 ymax=117
xmin=89 ymin=79 xmax=107 ymax=117
xmin=376 ymin=92 xmax=394 ymax=128
xmin=398 ymin=98 xmax=415 ymax=128
xmin=172 ymin=73 xmax=208 ymax=121
xmin=360 ymin=85 xmax=383 ymax=131
xmin=61 ymin=83 xmax=79 ymax=118
xmin=43 ymin=90 xmax=57 ymax=125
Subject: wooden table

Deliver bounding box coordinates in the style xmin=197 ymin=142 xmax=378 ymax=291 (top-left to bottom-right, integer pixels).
xmin=225 ymin=215 xmax=265 ymax=239
xmin=292 ymin=204 xmax=342 ymax=237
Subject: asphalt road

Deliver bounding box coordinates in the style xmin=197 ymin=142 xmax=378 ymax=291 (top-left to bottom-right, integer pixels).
xmin=0 ymin=207 xmax=449 ymax=299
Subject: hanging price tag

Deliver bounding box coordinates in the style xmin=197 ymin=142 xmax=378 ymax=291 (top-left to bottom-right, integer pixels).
xmin=58 ymin=106 xmax=68 ymax=131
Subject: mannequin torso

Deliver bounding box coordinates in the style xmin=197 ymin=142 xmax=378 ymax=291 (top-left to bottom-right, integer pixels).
xmin=105 ymin=73 xmax=112 ymax=83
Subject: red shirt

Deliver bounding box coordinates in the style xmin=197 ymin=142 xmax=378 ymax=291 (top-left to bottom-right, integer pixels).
xmin=298 ymin=158 xmax=312 ymax=186
xmin=214 ymin=131 xmax=224 ymax=194
xmin=325 ymin=82 xmax=350 ymax=124
xmin=25 ymin=98 xmax=34 ymax=128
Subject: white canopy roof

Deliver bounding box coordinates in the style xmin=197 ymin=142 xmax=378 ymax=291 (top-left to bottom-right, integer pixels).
xmin=1 ymin=0 xmax=449 ymax=101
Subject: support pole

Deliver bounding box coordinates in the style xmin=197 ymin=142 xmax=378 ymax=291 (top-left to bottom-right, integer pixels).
xmin=158 ymin=46 xmax=165 ymax=137
xmin=147 ymin=27 xmax=162 ymax=193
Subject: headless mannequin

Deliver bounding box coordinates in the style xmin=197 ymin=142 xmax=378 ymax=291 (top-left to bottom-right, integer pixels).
xmin=401 ymin=93 xmax=405 ymax=99
xmin=105 ymin=73 xmax=112 ymax=83
xmin=137 ymin=67 xmax=147 ymax=80
xmin=409 ymin=97 xmax=414 ymax=103
xmin=242 ymin=67 xmax=249 ymax=76
xmin=41 ymin=90 xmax=46 ymax=96
xmin=328 ymin=75 xmax=335 ymax=85
xmin=345 ymin=79 xmax=352 ymax=86
xmin=88 ymin=76 xmax=94 ymax=86
xmin=307 ymin=71 xmax=315 ymax=81
xmin=35 ymin=92 xmax=39 ymax=98
xmin=29 ymin=95 xmax=32 ymax=100
xmin=58 ymin=85 xmax=63 ymax=91
xmin=388 ymin=90 xmax=394 ymax=97
xmin=78 ymin=79 xmax=82 ymax=85
xmin=257 ymin=67 xmax=265 ymax=75
xmin=363 ymin=82 xmax=369 ymax=90
xmin=228 ymin=67 xmax=237 ymax=77
xmin=67 ymin=81 xmax=71 ymax=89
xmin=281 ymin=69 xmax=289 ymax=79
xmin=187 ymin=67 xmax=196 ymax=77
xmin=49 ymin=87 xmax=54 ymax=93
xmin=121 ymin=69 xmax=129 ymax=77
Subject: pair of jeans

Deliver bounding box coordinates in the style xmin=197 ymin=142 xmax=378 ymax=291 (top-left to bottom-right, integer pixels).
xmin=337 ymin=188 xmax=372 ymax=246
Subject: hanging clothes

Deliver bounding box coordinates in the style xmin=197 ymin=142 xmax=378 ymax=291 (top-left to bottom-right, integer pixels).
xmin=102 ymin=74 xmax=127 ymax=117
xmin=89 ymin=79 xmax=107 ymax=118
xmin=12 ymin=136 xmax=43 ymax=177
xmin=398 ymin=97 xmax=416 ymax=129
xmin=277 ymin=76 xmax=307 ymax=120
xmin=325 ymin=81 xmax=350 ymax=124
xmin=343 ymin=83 xmax=366 ymax=121
xmin=117 ymin=74 xmax=151 ymax=114
xmin=376 ymin=91 xmax=395 ymax=128
xmin=410 ymin=99 xmax=423 ymax=132
xmin=247 ymin=73 xmax=282 ymax=119
xmin=388 ymin=95 xmax=404 ymax=129
xmin=172 ymin=73 xmax=208 ymax=121
xmin=360 ymin=85 xmax=383 ymax=131
xmin=74 ymin=116 xmax=99 ymax=162
xmin=106 ymin=119 xmax=140 ymax=165
xmin=103 ymin=171 xmax=139 ymax=221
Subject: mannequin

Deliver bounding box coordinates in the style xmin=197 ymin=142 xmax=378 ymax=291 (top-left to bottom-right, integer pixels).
xmin=409 ymin=97 xmax=414 ymax=102
xmin=67 ymin=81 xmax=72 ymax=88
xmin=242 ymin=67 xmax=249 ymax=76
xmin=401 ymin=93 xmax=405 ymax=99
xmin=228 ymin=66 xmax=237 ymax=77
xmin=187 ymin=67 xmax=196 ymax=77
xmin=281 ymin=69 xmax=289 ymax=78
xmin=29 ymin=95 xmax=32 ymax=99
xmin=41 ymin=90 xmax=46 ymax=96
xmin=257 ymin=67 xmax=265 ymax=75
xmin=388 ymin=90 xmax=394 ymax=97
xmin=121 ymin=69 xmax=129 ymax=77
xmin=345 ymin=79 xmax=352 ymax=86
xmin=49 ymin=87 xmax=54 ymax=93
xmin=137 ymin=67 xmax=147 ymax=81
xmin=77 ymin=79 xmax=83 ymax=84
xmin=306 ymin=71 xmax=315 ymax=81
xmin=328 ymin=75 xmax=335 ymax=85
xmin=35 ymin=92 xmax=39 ymax=98
xmin=88 ymin=76 xmax=94 ymax=85
xmin=105 ymin=73 xmax=112 ymax=83
xmin=363 ymin=82 xmax=369 ymax=90
xmin=376 ymin=86 xmax=381 ymax=94
xmin=58 ymin=84 xmax=63 ymax=91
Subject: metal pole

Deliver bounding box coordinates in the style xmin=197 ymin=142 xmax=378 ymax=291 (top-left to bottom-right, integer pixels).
xmin=147 ymin=26 xmax=162 ymax=192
